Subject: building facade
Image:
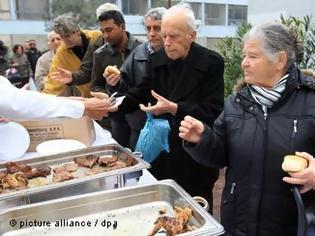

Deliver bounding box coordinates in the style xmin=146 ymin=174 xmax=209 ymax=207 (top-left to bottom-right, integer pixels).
xmin=248 ymin=0 xmax=314 ymax=24
xmin=0 ymin=0 xmax=248 ymax=50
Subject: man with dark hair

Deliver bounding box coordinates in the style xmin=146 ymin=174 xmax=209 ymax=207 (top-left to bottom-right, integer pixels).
xmin=90 ymin=8 xmax=141 ymax=147
xmin=26 ymin=39 xmax=41 ymax=75
xmin=105 ymin=7 xmax=166 ymax=149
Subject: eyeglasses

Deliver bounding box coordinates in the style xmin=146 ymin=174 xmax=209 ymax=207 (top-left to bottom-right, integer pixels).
xmin=146 ymin=26 xmax=161 ymax=32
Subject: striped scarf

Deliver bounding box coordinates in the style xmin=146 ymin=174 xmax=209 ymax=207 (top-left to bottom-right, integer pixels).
xmin=249 ymin=74 xmax=289 ymax=109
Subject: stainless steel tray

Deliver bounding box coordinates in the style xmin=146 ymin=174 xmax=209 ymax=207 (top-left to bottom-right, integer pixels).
xmin=0 ymin=180 xmax=224 ymax=236
xmin=0 ymin=144 xmax=150 ymax=202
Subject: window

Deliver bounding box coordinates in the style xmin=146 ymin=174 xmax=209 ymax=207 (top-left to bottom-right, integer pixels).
xmin=228 ymin=5 xmax=247 ymax=26
xmin=122 ymin=0 xmax=148 ymax=15
xmin=205 ymin=3 xmax=226 ymax=26
xmin=190 ymin=2 xmax=202 ymax=21
xmin=0 ymin=0 xmax=10 ymax=20
xmin=15 ymin=0 xmax=49 ymax=20
xmin=151 ymin=0 xmax=181 ymax=8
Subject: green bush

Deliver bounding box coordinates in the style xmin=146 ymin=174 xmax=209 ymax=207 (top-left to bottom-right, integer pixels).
xmin=217 ymin=23 xmax=252 ymax=96
xmin=218 ymin=15 xmax=315 ymax=97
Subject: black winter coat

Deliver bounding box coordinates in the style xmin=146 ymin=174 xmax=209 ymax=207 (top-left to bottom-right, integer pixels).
xmin=185 ymin=66 xmax=315 ymax=236
xmin=120 ymin=42 xmax=225 ymax=205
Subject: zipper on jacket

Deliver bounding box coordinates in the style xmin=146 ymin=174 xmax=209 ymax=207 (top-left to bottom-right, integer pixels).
xmin=230 ymin=182 xmax=236 ymax=195
xmin=290 ymin=119 xmax=298 ymax=149
xmin=263 ymin=106 xmax=268 ymax=120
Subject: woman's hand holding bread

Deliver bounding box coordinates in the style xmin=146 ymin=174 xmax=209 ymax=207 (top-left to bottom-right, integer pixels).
xmin=282 ymin=152 xmax=315 ymax=193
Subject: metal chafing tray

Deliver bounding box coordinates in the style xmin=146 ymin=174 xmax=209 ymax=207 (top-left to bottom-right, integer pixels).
xmin=0 ymin=179 xmax=224 ymax=236
xmin=0 ymin=144 xmax=150 ymax=210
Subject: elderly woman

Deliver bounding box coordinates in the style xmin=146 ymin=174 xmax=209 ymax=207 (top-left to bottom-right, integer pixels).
xmin=9 ymin=44 xmax=33 ymax=88
xmin=179 ymin=22 xmax=315 ymax=236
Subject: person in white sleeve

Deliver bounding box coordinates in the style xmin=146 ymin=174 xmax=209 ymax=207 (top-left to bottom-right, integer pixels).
xmin=0 ymin=75 xmax=110 ymax=120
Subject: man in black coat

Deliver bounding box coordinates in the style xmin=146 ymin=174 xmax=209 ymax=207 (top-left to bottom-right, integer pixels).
xmin=26 ymin=39 xmax=41 ymax=75
xmin=116 ymin=3 xmax=224 ymax=212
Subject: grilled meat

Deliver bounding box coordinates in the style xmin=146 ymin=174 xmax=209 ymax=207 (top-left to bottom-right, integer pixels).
xmin=2 ymin=172 xmax=28 ymax=189
xmin=74 ymin=155 xmax=99 ymax=168
xmin=148 ymin=207 xmax=193 ymax=236
xmin=24 ymin=167 xmax=51 ymax=179
xmin=98 ymin=156 xmax=118 ymax=167
xmin=5 ymin=162 xmax=32 ymax=174
xmin=53 ymin=163 xmax=78 ymax=173
xmin=53 ymin=170 xmax=76 ymax=183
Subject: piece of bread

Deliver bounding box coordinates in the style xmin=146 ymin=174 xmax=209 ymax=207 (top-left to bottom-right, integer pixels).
xmin=104 ymin=65 xmax=120 ymax=77
xmin=281 ymin=155 xmax=308 ymax=172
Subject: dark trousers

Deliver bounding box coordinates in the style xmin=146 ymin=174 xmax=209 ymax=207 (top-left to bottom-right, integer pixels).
xmin=111 ymin=116 xmax=131 ymax=148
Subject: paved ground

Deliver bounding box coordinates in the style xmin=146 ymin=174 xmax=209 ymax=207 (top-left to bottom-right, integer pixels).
xmin=212 ymin=168 xmax=225 ymax=220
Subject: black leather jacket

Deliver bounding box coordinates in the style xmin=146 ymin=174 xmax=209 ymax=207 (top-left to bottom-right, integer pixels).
xmin=185 ymin=66 xmax=315 ymax=236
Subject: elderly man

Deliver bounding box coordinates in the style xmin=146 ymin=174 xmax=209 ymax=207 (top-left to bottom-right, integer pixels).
xmin=115 ymin=3 xmax=224 ymax=211
xmin=43 ymin=13 xmax=101 ymax=97
xmin=35 ymin=31 xmax=62 ymax=91
xmin=105 ymin=7 xmax=166 ymax=149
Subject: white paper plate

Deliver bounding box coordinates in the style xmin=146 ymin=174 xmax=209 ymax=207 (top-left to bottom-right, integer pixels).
xmin=36 ymin=139 xmax=87 ymax=156
xmin=0 ymin=122 xmax=30 ymax=160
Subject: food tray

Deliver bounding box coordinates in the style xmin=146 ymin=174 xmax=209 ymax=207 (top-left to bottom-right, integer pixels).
xmin=0 ymin=144 xmax=150 ymax=203
xmin=0 ymin=179 xmax=224 ymax=236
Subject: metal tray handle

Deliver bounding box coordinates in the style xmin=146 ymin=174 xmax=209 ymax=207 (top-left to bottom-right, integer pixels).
xmin=193 ymin=196 xmax=209 ymax=211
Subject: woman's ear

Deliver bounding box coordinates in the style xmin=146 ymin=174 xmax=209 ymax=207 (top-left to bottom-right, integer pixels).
xmin=277 ymin=51 xmax=288 ymax=71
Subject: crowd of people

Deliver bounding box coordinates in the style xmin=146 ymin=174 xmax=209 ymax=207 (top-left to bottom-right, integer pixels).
xmin=0 ymin=2 xmax=315 ymax=236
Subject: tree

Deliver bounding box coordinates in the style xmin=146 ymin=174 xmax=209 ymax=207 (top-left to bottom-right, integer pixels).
xmin=280 ymin=14 xmax=315 ymax=69
xmin=217 ymin=23 xmax=252 ymax=96
xmin=46 ymin=0 xmax=106 ymax=30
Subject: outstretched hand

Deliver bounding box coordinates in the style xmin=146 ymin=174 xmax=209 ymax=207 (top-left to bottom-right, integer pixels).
xmin=139 ymin=90 xmax=177 ymax=116
xmin=51 ymin=67 xmax=73 ymax=84
xmin=283 ymin=151 xmax=315 ymax=193
xmin=179 ymin=115 xmax=205 ymax=144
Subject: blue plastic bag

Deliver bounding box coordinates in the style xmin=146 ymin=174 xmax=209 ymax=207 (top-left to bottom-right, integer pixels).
xmin=135 ymin=112 xmax=170 ymax=163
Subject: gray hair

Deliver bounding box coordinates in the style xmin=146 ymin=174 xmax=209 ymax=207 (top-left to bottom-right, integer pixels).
xmin=144 ymin=7 xmax=166 ymax=22
xmin=244 ymin=22 xmax=304 ymax=68
xmin=53 ymin=13 xmax=80 ymax=36
xmin=163 ymin=3 xmax=196 ymax=31
xmin=96 ymin=3 xmax=120 ymax=18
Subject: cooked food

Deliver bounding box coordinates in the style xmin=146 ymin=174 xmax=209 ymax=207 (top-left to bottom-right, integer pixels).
xmin=74 ymin=155 xmax=99 ymax=168
xmin=104 ymin=65 xmax=120 ymax=77
xmin=5 ymin=162 xmax=31 ymax=174
xmin=148 ymin=206 xmax=194 ymax=236
xmin=98 ymin=156 xmax=118 ymax=167
xmin=2 ymin=172 xmax=28 ymax=189
xmin=53 ymin=163 xmax=78 ymax=173
xmin=24 ymin=167 xmax=51 ymax=179
xmin=0 ymin=153 xmax=135 ymax=194
xmin=53 ymin=170 xmax=76 ymax=183
xmin=282 ymin=155 xmax=308 ymax=172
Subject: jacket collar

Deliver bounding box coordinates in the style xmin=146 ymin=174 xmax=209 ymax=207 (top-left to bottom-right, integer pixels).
xmin=235 ymin=66 xmax=315 ymax=108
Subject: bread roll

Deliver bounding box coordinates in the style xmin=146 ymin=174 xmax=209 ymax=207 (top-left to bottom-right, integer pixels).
xmin=281 ymin=155 xmax=308 ymax=172
xmin=104 ymin=65 xmax=120 ymax=77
